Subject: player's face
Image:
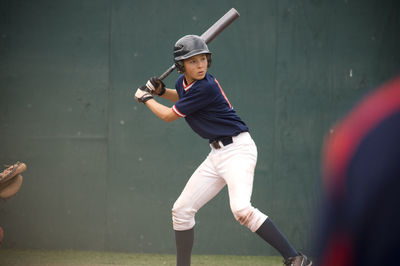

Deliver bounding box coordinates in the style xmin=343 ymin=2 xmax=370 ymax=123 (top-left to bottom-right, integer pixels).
xmin=183 ymin=54 xmax=208 ymax=83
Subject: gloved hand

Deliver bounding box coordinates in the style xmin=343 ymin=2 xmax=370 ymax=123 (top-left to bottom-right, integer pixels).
xmin=0 ymin=162 xmax=26 ymax=199
xmin=146 ymin=76 xmax=166 ymax=96
xmin=134 ymin=85 xmax=154 ymax=103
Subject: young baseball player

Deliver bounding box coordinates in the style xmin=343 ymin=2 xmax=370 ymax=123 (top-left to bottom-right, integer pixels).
xmin=134 ymin=35 xmax=312 ymax=266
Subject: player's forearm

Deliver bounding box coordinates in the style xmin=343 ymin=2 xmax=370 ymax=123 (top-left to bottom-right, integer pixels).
xmin=144 ymin=99 xmax=179 ymax=122
xmin=160 ymin=88 xmax=179 ymax=102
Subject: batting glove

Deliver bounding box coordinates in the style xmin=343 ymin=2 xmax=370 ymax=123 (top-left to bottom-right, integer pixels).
xmin=146 ymin=76 xmax=166 ymax=96
xmin=134 ymin=85 xmax=154 ymax=103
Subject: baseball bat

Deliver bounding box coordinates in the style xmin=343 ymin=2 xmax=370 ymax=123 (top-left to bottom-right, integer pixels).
xmin=158 ymin=8 xmax=240 ymax=80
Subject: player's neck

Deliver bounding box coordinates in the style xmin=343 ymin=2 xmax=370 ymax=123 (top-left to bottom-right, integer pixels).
xmin=184 ymin=76 xmax=195 ymax=85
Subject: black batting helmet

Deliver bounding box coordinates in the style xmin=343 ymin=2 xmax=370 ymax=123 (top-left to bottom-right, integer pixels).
xmin=173 ymin=35 xmax=212 ymax=73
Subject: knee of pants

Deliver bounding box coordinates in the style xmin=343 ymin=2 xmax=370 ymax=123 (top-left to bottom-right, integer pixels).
xmin=232 ymin=206 xmax=254 ymax=226
xmin=232 ymin=206 xmax=267 ymax=232
xmin=172 ymin=201 xmax=196 ymax=231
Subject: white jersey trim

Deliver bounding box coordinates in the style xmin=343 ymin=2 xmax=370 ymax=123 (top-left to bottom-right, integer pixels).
xmin=183 ymin=79 xmax=196 ymax=91
xmin=172 ymin=105 xmax=186 ymax=117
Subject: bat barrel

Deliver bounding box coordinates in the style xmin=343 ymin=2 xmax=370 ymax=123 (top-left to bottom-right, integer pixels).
xmin=201 ymin=8 xmax=240 ymax=44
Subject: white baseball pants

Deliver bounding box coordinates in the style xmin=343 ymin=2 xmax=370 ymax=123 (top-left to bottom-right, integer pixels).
xmin=172 ymin=132 xmax=268 ymax=232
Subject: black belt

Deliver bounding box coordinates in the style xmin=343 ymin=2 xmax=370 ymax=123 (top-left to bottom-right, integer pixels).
xmin=209 ymin=136 xmax=233 ymax=149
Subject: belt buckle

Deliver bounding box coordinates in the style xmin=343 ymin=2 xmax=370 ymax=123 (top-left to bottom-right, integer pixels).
xmin=211 ymin=141 xmax=221 ymax=149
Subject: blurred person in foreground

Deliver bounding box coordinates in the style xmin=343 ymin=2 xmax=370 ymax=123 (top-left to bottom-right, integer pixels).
xmin=317 ymin=75 xmax=400 ymax=266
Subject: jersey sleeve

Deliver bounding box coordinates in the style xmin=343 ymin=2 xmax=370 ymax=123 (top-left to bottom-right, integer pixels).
xmin=173 ymin=82 xmax=217 ymax=117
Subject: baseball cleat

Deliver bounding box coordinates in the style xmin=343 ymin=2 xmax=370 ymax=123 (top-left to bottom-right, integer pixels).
xmin=283 ymin=252 xmax=312 ymax=266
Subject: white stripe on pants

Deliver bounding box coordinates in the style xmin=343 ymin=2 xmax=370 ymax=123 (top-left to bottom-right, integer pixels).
xmin=172 ymin=132 xmax=268 ymax=232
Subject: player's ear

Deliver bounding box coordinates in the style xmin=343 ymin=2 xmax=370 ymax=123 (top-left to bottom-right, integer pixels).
xmin=175 ymin=61 xmax=185 ymax=73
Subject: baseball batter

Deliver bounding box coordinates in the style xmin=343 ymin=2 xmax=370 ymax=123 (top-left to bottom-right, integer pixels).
xmin=134 ymin=35 xmax=311 ymax=266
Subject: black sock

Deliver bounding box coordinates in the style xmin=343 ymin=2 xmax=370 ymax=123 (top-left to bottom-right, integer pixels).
xmin=256 ymin=218 xmax=299 ymax=259
xmin=175 ymin=228 xmax=194 ymax=266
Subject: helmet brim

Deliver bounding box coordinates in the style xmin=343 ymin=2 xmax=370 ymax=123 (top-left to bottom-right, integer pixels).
xmin=174 ymin=50 xmax=211 ymax=62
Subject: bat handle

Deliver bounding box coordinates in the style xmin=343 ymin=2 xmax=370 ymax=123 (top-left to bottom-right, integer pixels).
xmin=158 ymin=64 xmax=176 ymax=81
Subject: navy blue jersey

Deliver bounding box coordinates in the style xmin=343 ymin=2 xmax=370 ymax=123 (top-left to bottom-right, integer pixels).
xmin=172 ymin=73 xmax=248 ymax=140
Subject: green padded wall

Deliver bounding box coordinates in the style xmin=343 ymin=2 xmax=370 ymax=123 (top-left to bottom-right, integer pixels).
xmin=0 ymin=0 xmax=399 ymax=256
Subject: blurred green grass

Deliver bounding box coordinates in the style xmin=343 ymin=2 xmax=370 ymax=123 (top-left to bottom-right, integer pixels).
xmin=0 ymin=249 xmax=283 ymax=266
